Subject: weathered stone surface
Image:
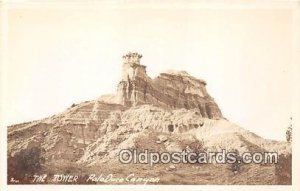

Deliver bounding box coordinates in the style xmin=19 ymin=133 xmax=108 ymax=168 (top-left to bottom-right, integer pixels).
xmin=115 ymin=52 xmax=222 ymax=119
xmin=5 ymin=52 xmax=231 ymax=161
xmin=7 ymin=52 xmax=291 ymax=185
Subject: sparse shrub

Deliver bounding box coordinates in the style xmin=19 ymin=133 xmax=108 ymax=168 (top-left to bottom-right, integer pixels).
xmin=286 ymin=117 xmax=292 ymax=143
xmin=8 ymin=146 xmax=44 ymax=183
xmin=275 ymin=154 xmax=292 ymax=184
xmin=286 ymin=127 xmax=292 ymax=143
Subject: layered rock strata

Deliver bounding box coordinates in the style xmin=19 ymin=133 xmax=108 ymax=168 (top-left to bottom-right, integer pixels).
xmin=115 ymin=52 xmax=222 ymax=119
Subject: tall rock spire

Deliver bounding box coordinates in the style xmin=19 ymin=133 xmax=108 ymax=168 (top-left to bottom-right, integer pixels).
xmin=116 ymin=52 xmax=223 ymax=119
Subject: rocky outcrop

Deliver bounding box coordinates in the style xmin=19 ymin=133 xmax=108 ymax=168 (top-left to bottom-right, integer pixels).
xmin=7 ymin=52 xmax=224 ymax=162
xmin=115 ymin=52 xmax=222 ymax=119
xmin=7 ymin=52 xmax=292 ymax=185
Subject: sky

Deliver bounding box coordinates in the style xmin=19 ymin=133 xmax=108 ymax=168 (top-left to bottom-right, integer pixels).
xmin=0 ymin=1 xmax=298 ymax=141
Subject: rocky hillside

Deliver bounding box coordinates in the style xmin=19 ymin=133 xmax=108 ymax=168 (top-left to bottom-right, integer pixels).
xmin=7 ymin=52 xmax=291 ymax=184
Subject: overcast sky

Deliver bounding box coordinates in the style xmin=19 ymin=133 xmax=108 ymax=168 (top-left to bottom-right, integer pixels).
xmin=1 ymin=1 xmax=298 ymax=141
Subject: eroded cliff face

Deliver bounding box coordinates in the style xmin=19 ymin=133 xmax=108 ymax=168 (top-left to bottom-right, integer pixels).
xmin=7 ymin=52 xmax=291 ymax=184
xmin=8 ymin=52 xmax=225 ymax=163
xmin=115 ymin=52 xmax=222 ymax=119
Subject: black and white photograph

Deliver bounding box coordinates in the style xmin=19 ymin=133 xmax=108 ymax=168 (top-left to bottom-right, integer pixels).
xmin=0 ymin=0 xmax=299 ymax=191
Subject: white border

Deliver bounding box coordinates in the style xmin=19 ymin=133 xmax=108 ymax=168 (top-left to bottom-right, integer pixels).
xmin=0 ymin=1 xmax=299 ymax=191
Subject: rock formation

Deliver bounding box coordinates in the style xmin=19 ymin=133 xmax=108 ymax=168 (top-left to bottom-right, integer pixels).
xmin=114 ymin=52 xmax=222 ymax=119
xmin=7 ymin=52 xmax=291 ymax=185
